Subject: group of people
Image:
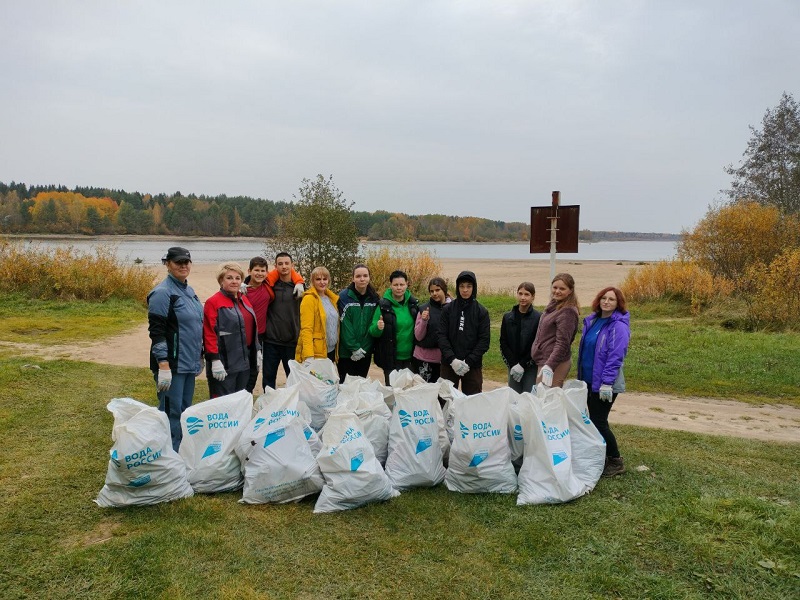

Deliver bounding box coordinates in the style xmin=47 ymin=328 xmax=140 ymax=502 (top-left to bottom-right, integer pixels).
xmin=147 ymin=247 xmax=630 ymax=478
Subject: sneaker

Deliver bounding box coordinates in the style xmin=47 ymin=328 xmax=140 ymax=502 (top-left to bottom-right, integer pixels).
xmin=602 ymin=456 xmax=625 ymax=477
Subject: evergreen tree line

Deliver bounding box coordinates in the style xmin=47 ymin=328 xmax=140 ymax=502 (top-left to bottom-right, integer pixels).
xmin=0 ymin=181 xmax=531 ymax=241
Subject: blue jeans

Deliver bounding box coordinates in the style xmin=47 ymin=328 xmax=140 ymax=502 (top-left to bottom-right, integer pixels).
xmin=263 ymin=341 xmax=296 ymax=390
xmin=156 ymin=372 xmax=196 ymax=452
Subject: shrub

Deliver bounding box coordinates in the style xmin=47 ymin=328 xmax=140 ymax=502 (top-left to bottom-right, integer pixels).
xmin=621 ymin=260 xmax=734 ymax=310
xmin=363 ymin=245 xmax=443 ymax=297
xmin=742 ymin=247 xmax=800 ymax=330
xmin=0 ymin=240 xmax=155 ymax=303
xmin=678 ymin=201 xmax=800 ymax=283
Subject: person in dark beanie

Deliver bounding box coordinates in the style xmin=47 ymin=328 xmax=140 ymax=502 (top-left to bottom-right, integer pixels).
xmin=438 ymin=271 xmax=490 ymax=394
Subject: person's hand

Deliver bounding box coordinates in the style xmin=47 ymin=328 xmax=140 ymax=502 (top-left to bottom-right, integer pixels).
xmin=293 ymin=283 xmax=305 ymax=298
xmin=211 ymin=360 xmax=227 ymax=381
xmin=510 ymin=363 xmax=525 ymax=382
xmin=451 ymin=359 xmax=469 ymax=376
xmin=239 ymin=282 xmax=248 ymax=295
xmin=351 ymin=348 xmax=366 ymax=361
xmin=377 ymin=315 xmax=385 ymax=331
xmin=599 ymin=385 xmax=613 ymax=402
xmin=540 ymin=365 xmax=554 ymax=387
xmin=156 ymin=368 xmax=172 ymax=391
xmin=421 ymin=307 xmax=429 ymax=321
xmin=257 ymin=350 xmax=263 ymax=369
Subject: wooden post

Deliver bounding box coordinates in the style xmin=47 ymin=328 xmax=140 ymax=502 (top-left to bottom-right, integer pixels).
xmin=549 ymin=191 xmax=560 ymax=281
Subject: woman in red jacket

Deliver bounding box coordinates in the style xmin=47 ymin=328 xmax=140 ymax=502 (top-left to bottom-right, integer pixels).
xmin=203 ymin=262 xmax=260 ymax=397
xmin=530 ymin=273 xmax=580 ymax=388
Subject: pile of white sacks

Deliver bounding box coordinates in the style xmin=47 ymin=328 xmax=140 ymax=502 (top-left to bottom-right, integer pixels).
xmin=96 ymin=358 xmax=606 ymax=512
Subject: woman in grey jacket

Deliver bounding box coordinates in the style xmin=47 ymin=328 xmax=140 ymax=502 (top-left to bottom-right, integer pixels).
xmin=530 ymin=273 xmax=580 ymax=388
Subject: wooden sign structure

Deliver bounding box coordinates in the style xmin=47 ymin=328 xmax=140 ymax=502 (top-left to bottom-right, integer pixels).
xmin=530 ymin=191 xmax=580 ymax=281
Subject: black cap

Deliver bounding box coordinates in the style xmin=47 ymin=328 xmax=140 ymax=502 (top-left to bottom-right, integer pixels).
xmin=162 ymin=247 xmax=192 ymax=264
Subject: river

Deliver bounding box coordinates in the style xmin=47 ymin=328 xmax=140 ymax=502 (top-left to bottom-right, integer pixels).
xmin=12 ymin=237 xmax=678 ymax=264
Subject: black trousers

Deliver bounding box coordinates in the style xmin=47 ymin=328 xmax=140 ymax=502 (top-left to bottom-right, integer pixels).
xmin=337 ymin=354 xmax=372 ymax=383
xmin=587 ymin=391 xmax=620 ymax=458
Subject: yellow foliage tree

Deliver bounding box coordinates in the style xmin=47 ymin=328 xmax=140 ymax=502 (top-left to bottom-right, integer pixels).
xmin=742 ymin=248 xmax=800 ymax=330
xmin=678 ymin=201 xmax=800 ymax=284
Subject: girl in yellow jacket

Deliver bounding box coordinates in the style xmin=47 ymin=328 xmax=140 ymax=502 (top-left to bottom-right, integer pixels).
xmin=296 ymin=266 xmax=340 ymax=362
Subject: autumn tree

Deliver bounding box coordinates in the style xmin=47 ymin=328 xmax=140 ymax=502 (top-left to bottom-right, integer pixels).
xmin=266 ymin=174 xmax=360 ymax=288
xmin=725 ymin=92 xmax=800 ymax=214
xmin=678 ymin=201 xmax=800 ymax=283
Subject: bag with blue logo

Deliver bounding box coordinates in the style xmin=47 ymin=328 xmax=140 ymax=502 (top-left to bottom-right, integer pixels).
xmin=563 ymin=380 xmax=606 ymax=492
xmin=333 ymin=388 xmax=392 ymax=465
xmin=437 ymin=378 xmax=466 ymax=446
xmin=444 ymin=389 xmax=518 ymax=494
xmin=286 ymin=358 xmax=339 ymax=431
xmin=95 ymin=398 xmax=193 ymax=508
xmin=254 ymin=384 xmax=322 ymax=456
xmin=179 ymin=389 xmax=252 ymax=494
xmin=314 ymin=412 xmax=399 ymax=513
xmin=516 ymin=386 xmax=586 ymax=505
xmin=384 ymin=383 xmax=448 ymax=490
xmin=236 ymin=407 xmax=324 ymax=504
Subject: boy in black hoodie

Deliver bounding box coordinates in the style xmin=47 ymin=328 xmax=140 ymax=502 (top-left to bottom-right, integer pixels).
xmin=438 ymin=271 xmax=491 ymax=395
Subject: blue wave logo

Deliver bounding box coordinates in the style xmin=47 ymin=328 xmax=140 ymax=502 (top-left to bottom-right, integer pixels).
xmin=253 ymin=417 xmax=266 ymax=432
xmin=304 ymin=426 xmax=313 ymax=440
xmin=460 ymin=421 xmax=470 ymax=439
xmin=541 ymin=420 xmax=548 ymax=435
xmin=186 ymin=416 xmax=204 ymax=436
xmin=202 ymin=441 xmax=222 ymax=458
xmin=110 ymin=449 xmax=121 ymax=468
xmin=264 ymin=428 xmax=286 ymax=448
xmin=128 ymin=474 xmax=151 ymax=487
xmin=350 ymin=450 xmax=364 ymax=471
xmin=513 ymin=424 xmax=523 ymax=441
xmin=415 ymin=437 xmax=432 ymax=454
xmin=468 ymin=450 xmax=489 ymax=467
xmin=580 ymin=409 xmax=591 ymax=425
xmin=399 ymin=410 xmax=411 ymax=428
xmin=552 ymin=451 xmax=568 ymax=466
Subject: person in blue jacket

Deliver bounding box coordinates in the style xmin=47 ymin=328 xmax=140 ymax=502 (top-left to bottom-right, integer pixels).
xmin=577 ymin=286 xmax=631 ymax=477
xmin=147 ymin=247 xmax=204 ymax=451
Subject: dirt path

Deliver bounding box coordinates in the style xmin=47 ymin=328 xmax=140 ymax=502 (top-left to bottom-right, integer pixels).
xmin=9 ymin=323 xmax=799 ymax=444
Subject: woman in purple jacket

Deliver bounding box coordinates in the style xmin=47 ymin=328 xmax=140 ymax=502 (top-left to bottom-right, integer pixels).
xmin=577 ymin=286 xmax=631 ymax=477
xmin=530 ymin=273 xmax=580 ymax=388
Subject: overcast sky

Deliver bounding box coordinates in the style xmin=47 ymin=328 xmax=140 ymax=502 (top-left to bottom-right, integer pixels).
xmin=1 ymin=1 xmax=797 ymax=233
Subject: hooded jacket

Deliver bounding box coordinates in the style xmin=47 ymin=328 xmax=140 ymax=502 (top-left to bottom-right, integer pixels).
xmin=438 ymin=271 xmax=491 ymax=368
xmin=296 ymin=286 xmax=340 ymax=361
xmin=577 ymin=310 xmax=631 ymax=393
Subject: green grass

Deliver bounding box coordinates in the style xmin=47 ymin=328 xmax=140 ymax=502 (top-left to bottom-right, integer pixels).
xmin=480 ymin=295 xmax=800 ymax=406
xmin=1 ymin=357 xmax=798 ymax=599
xmin=0 ymin=293 xmax=146 ymax=345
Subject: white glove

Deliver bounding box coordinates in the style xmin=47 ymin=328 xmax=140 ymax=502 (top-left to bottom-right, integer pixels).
xmin=599 ymin=385 xmax=613 ymax=402
xmin=451 ymin=359 xmax=469 ymax=377
xmin=239 ymin=282 xmax=248 ymax=295
xmin=510 ymin=363 xmax=525 ymax=382
xmin=211 ymin=359 xmax=227 ymax=381
xmin=156 ymin=368 xmax=172 ymax=391
xmin=257 ymin=350 xmax=263 ymax=369
xmin=351 ymin=348 xmax=366 ymax=361
xmin=540 ymin=365 xmax=554 ymax=387
xmin=293 ymin=283 xmax=305 ymax=298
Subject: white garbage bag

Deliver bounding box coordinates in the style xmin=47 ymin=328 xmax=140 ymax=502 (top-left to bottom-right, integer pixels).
xmin=236 ymin=409 xmax=324 ymax=504
xmin=254 ymin=384 xmax=321 ymax=456
xmin=384 ymin=383 xmax=447 ymax=489
xmin=563 ymin=380 xmax=606 ymax=492
xmin=506 ymin=390 xmax=525 ymax=466
xmin=341 ymin=374 xmax=394 ymax=410
xmin=438 ymin=378 xmax=466 ymax=446
xmin=286 ymin=359 xmax=339 ymax=431
xmin=179 ymin=389 xmax=252 ymax=493
xmin=444 ymin=389 xmax=517 ymax=494
xmin=389 ymin=368 xmax=426 ymax=389
xmin=95 ymin=398 xmax=193 ymax=507
xmin=516 ymin=386 xmax=587 ymax=505
xmin=334 ymin=388 xmax=392 ymax=464
xmin=313 ymin=412 xmax=399 ymax=513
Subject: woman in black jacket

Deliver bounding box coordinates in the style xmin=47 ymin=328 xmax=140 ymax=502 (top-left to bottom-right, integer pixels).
xmin=500 ymin=282 xmax=541 ymax=393
xmin=412 ymin=277 xmax=448 ymax=382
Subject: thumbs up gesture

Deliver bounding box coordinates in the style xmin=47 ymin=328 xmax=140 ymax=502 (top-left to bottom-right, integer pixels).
xmin=421 ymin=307 xmax=430 ymax=321
xmin=377 ymin=314 xmax=385 ymax=331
